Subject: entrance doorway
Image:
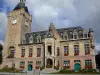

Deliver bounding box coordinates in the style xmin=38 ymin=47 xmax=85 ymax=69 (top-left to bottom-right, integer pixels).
xmin=46 ymin=59 xmax=53 ymax=68
xmin=74 ymin=63 xmax=81 ymax=72
xmin=28 ymin=64 xmax=33 ymax=71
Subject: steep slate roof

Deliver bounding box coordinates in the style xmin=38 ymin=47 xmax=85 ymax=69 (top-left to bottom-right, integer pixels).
xmin=13 ymin=1 xmax=29 ymax=13
xmin=24 ymin=26 xmax=91 ymax=44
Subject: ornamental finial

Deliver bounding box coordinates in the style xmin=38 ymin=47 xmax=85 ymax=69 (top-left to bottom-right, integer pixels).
xmin=20 ymin=0 xmax=26 ymax=3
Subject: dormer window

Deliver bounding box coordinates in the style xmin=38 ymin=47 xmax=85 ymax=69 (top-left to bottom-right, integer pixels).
xmin=49 ymin=34 xmax=51 ymax=36
xmin=60 ymin=33 xmax=63 ymax=38
xmin=74 ymin=35 xmax=77 ymax=39
xmin=84 ymin=33 xmax=88 ymax=38
xmin=37 ymin=35 xmax=41 ymax=43
xmin=64 ymin=35 xmax=67 ymax=40
xmin=69 ymin=32 xmax=73 ymax=39
xmin=61 ymin=33 xmax=63 ymax=35
xmin=23 ymin=40 xmax=26 ymax=44
xmin=70 ymin=32 xmax=72 ymax=34
xmin=29 ymin=38 xmax=33 ymax=43
xmin=79 ymin=31 xmax=81 ymax=33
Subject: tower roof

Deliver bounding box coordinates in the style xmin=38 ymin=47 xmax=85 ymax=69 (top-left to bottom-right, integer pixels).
xmin=13 ymin=0 xmax=29 ymax=13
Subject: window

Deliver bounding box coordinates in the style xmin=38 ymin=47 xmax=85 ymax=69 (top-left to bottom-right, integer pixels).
xmin=28 ymin=61 xmax=33 ymax=64
xmin=74 ymin=45 xmax=79 ymax=55
xmin=57 ymin=47 xmax=60 ymax=56
xmin=61 ymin=33 xmax=63 ymax=38
xmin=9 ymin=49 xmax=15 ymax=58
xmin=84 ymin=34 xmax=88 ymax=38
xmin=70 ymin=35 xmax=73 ymax=39
xmin=20 ymin=61 xmax=25 ymax=69
xmin=64 ymin=35 xmax=67 ymax=40
xmin=48 ymin=46 xmax=52 ymax=55
xmin=29 ymin=38 xmax=33 ymax=43
xmin=74 ymin=34 xmax=77 ymax=39
xmin=79 ymin=33 xmax=83 ymax=38
xmin=69 ymin=32 xmax=73 ymax=39
xmin=29 ymin=48 xmax=33 ymax=57
xmin=64 ymin=46 xmax=69 ymax=56
xmin=23 ymin=40 xmax=26 ymax=44
xmin=21 ymin=49 xmax=25 ymax=57
xmin=64 ymin=60 xmax=70 ymax=68
xmin=37 ymin=48 xmax=41 ymax=57
xmin=74 ymin=60 xmax=80 ymax=63
xmin=84 ymin=44 xmax=90 ymax=55
xmin=85 ymin=60 xmax=92 ymax=69
xmin=36 ymin=61 xmax=41 ymax=66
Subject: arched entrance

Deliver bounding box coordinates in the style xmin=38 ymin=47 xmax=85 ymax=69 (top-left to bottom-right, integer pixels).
xmin=28 ymin=64 xmax=33 ymax=71
xmin=46 ymin=59 xmax=53 ymax=68
xmin=74 ymin=63 xmax=81 ymax=72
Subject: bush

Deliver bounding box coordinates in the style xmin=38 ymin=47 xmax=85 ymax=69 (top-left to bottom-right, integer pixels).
xmin=54 ymin=66 xmax=59 ymax=70
xmin=0 ymin=66 xmax=21 ymax=72
xmin=58 ymin=68 xmax=97 ymax=73
xmin=77 ymin=69 xmax=96 ymax=73
xmin=40 ymin=66 xmax=45 ymax=70
xmin=59 ymin=68 xmax=66 ymax=73
xmin=46 ymin=65 xmax=53 ymax=68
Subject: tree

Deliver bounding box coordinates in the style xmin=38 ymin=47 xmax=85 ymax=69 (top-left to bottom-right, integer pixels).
xmin=0 ymin=44 xmax=3 ymax=64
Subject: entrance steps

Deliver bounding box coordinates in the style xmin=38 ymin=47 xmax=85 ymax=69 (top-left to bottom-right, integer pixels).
xmin=41 ymin=68 xmax=58 ymax=73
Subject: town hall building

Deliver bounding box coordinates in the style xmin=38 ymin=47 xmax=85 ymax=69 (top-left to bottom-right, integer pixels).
xmin=1 ymin=0 xmax=96 ymax=71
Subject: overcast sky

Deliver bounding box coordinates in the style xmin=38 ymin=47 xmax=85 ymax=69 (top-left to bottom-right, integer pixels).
xmin=0 ymin=0 xmax=100 ymax=54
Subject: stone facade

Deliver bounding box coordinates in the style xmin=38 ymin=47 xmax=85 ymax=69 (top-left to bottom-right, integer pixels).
xmin=1 ymin=0 xmax=96 ymax=71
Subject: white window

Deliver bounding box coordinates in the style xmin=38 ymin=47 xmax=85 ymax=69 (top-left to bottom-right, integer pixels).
xmin=29 ymin=37 xmax=33 ymax=43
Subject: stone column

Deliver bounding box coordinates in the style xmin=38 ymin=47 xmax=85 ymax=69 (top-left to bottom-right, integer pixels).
xmin=81 ymin=58 xmax=85 ymax=69
xmin=45 ymin=58 xmax=47 ymax=68
xmin=53 ymin=58 xmax=55 ymax=68
xmin=92 ymin=56 xmax=96 ymax=69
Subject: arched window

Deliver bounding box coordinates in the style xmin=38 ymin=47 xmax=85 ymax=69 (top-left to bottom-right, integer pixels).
xmin=8 ymin=47 xmax=15 ymax=58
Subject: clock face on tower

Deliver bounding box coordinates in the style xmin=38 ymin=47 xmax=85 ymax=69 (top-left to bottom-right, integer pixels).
xmin=12 ymin=18 xmax=17 ymax=25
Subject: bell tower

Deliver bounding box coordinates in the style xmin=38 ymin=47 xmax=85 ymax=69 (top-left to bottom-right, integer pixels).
xmin=4 ymin=0 xmax=32 ymax=58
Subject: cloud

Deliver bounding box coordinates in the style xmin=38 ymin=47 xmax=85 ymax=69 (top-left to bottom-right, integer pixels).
xmin=0 ymin=12 xmax=7 ymax=42
xmin=95 ymin=43 xmax=100 ymax=55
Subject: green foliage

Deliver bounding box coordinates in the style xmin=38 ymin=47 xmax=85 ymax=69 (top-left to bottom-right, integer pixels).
xmin=0 ymin=44 xmax=3 ymax=64
xmin=58 ymin=68 xmax=97 ymax=74
xmin=0 ymin=66 xmax=21 ymax=72
xmin=0 ymin=44 xmax=3 ymax=50
xmin=46 ymin=65 xmax=53 ymax=68
xmin=40 ymin=66 xmax=45 ymax=70
xmin=59 ymin=68 xmax=67 ymax=73
xmin=80 ymin=69 xmax=96 ymax=73
xmin=54 ymin=66 xmax=59 ymax=70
